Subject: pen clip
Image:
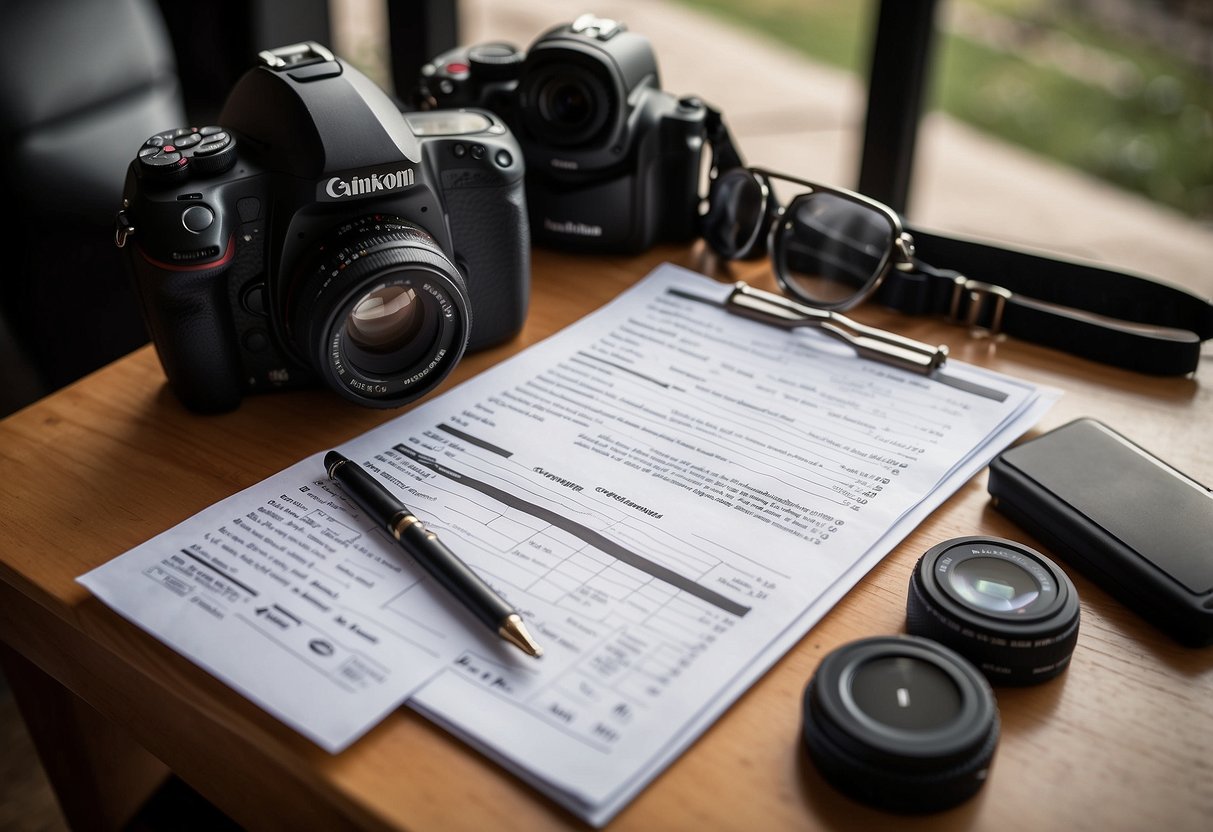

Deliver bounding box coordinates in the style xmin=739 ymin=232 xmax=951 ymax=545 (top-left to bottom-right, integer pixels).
xmin=723 ymin=283 xmax=949 ymax=375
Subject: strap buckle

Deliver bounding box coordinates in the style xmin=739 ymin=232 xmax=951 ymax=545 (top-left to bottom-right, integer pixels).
xmin=949 ymin=277 xmax=1013 ymax=335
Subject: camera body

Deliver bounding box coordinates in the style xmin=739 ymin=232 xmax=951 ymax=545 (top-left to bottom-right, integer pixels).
xmin=117 ymin=42 xmax=529 ymax=413
xmin=415 ymin=14 xmax=710 ymax=254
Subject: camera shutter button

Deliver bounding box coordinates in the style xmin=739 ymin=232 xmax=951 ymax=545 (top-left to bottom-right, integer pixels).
xmin=181 ymin=204 xmax=214 ymax=233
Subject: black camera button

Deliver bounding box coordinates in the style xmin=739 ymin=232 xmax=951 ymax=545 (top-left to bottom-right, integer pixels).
xmin=243 ymin=328 xmax=272 ymax=353
xmin=241 ymin=283 xmax=268 ymax=316
xmin=140 ymin=150 xmax=183 ymax=167
xmin=452 ymin=143 xmax=467 ymax=159
xmin=192 ymin=134 xmax=238 ymax=177
xmin=174 ymin=132 xmax=203 ymax=149
xmin=180 ymin=205 xmax=214 ymax=234
xmin=470 ymin=144 xmax=485 ymax=160
xmin=199 ymin=125 xmax=225 ymax=136
xmin=194 ymin=133 xmax=231 ymax=155
xmin=137 ymin=149 xmax=189 ymax=183
xmin=237 ymin=197 xmax=262 ymax=223
xmin=494 ymin=149 xmax=513 ymax=168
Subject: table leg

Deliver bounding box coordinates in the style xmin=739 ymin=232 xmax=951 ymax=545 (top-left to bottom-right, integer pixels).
xmin=0 ymin=643 xmax=168 ymax=832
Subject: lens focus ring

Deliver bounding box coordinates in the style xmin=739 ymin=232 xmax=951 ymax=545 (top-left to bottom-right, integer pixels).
xmin=906 ymin=536 xmax=1080 ymax=685
xmin=286 ymin=216 xmax=471 ymax=407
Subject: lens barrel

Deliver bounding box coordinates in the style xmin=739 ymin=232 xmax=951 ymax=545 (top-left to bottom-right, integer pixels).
xmin=907 ymin=536 xmax=1080 ymax=685
xmin=518 ymin=55 xmax=613 ymax=148
xmin=803 ymin=635 xmax=1000 ymax=813
xmin=285 ymin=216 xmax=471 ymax=408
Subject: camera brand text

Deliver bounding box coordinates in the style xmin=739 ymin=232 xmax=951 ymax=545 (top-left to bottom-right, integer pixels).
xmin=324 ymin=167 xmax=416 ymax=199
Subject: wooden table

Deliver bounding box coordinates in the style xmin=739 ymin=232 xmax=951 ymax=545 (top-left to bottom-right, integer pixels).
xmin=2 ymin=243 xmax=1210 ymax=831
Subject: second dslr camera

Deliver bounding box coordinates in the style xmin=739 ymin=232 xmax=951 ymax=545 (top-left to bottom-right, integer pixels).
xmin=416 ymin=14 xmax=714 ymax=254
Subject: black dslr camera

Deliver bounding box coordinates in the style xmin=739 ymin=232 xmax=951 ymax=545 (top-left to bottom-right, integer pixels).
xmin=116 ymin=42 xmax=529 ymax=413
xmin=415 ymin=14 xmax=717 ymax=254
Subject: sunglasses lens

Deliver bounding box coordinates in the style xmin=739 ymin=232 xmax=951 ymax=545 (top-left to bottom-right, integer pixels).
xmin=703 ymin=169 xmax=770 ymax=259
xmin=774 ymin=193 xmax=897 ymax=309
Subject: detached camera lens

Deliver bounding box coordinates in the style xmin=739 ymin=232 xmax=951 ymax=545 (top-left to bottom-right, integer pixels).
xmin=802 ymin=635 xmax=1000 ymax=813
xmin=907 ymin=536 xmax=1080 ymax=685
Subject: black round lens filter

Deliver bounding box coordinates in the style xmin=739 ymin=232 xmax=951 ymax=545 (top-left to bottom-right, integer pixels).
xmin=907 ymin=536 xmax=1080 ymax=685
xmin=802 ymin=635 xmax=1000 ymax=813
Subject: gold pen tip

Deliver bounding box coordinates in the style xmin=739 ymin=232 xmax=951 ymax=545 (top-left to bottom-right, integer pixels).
xmin=500 ymin=614 xmax=544 ymax=658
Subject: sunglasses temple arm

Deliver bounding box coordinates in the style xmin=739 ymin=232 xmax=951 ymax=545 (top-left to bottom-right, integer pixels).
xmin=724 ymin=283 xmax=949 ymax=375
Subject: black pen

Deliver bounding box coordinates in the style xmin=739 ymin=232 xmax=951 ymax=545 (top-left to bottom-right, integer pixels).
xmin=324 ymin=451 xmax=543 ymax=658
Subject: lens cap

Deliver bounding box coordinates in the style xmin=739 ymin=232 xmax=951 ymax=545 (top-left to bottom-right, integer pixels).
xmin=803 ymin=635 xmax=1000 ymax=813
xmin=907 ymin=536 xmax=1080 ymax=685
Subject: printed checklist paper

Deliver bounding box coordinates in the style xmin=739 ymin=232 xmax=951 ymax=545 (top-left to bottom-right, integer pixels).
xmin=79 ymin=263 xmax=1057 ymax=825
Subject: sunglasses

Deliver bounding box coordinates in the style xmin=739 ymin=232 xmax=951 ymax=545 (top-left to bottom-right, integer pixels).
xmin=698 ymin=165 xmax=1213 ymax=375
xmin=703 ymin=167 xmax=929 ymax=312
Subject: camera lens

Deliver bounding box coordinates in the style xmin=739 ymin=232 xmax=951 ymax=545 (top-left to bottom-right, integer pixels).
xmin=343 ymin=284 xmax=432 ymax=375
xmin=540 ymin=78 xmax=593 ymax=128
xmin=519 ymin=57 xmax=612 ymax=148
xmin=802 ymin=635 xmax=1000 ymax=813
xmin=285 ymin=216 xmax=471 ymax=407
xmin=906 ymin=536 xmax=1080 ymax=685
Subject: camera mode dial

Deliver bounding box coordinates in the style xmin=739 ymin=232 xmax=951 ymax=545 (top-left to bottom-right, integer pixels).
xmin=136 ymin=126 xmax=237 ymax=185
xmin=467 ymin=42 xmax=524 ymax=80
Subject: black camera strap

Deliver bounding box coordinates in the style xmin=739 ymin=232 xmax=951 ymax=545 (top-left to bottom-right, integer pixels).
xmin=703 ymin=103 xmax=747 ymax=209
xmin=703 ymin=103 xmax=745 ymax=178
xmin=876 ymin=226 xmax=1213 ymax=376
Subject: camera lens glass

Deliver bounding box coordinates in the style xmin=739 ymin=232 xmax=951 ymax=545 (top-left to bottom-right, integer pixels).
xmin=948 ymin=557 xmax=1041 ymax=613
xmin=284 ymin=216 xmax=471 ymax=408
xmin=802 ymin=635 xmax=1000 ymax=813
xmin=342 ymin=284 xmax=434 ymax=375
xmin=906 ymin=536 xmax=1080 ymax=685
xmin=540 ymin=77 xmax=594 ymax=128
xmin=519 ymin=55 xmax=613 ymax=148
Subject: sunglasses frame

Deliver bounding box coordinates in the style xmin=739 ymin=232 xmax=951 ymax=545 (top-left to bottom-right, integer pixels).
xmin=711 ymin=167 xmax=918 ymax=312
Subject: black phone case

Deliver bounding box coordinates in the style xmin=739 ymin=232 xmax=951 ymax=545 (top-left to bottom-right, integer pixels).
xmin=987 ymin=417 xmax=1213 ymax=647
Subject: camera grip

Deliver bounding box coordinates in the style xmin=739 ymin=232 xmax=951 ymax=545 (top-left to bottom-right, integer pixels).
xmin=443 ymin=180 xmax=530 ymax=350
xmin=128 ymin=250 xmax=244 ymax=412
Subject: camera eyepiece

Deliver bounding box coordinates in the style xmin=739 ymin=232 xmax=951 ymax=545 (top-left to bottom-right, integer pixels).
xmin=286 ymin=216 xmax=471 ymax=408
xmin=906 ymin=536 xmax=1080 ymax=685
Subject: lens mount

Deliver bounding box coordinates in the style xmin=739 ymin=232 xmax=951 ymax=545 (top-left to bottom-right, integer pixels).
xmin=906 ymin=536 xmax=1080 ymax=685
xmin=803 ymin=635 xmax=1000 ymax=813
xmin=285 ymin=216 xmax=471 ymax=407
